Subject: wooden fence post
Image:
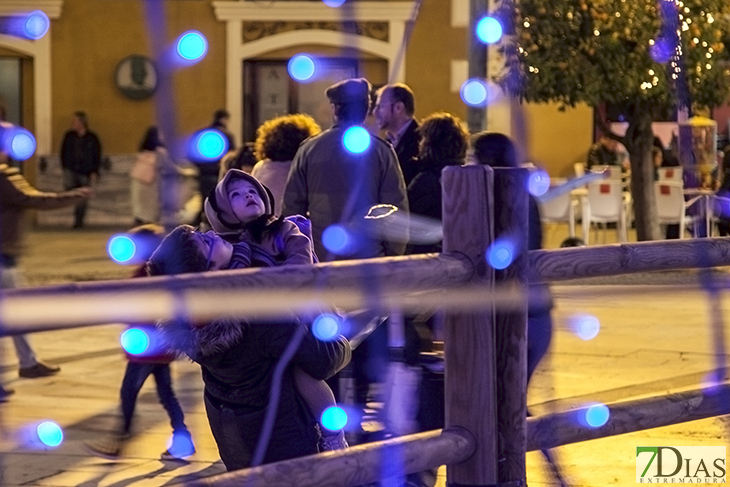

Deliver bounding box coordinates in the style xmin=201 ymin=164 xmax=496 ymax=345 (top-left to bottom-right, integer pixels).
xmin=441 ymin=165 xmax=497 ymax=485
xmin=493 ymin=168 xmax=529 ymax=486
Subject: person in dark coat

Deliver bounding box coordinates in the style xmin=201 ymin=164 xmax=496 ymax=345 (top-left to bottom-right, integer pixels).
xmin=374 ymin=83 xmax=421 ymax=186
xmin=406 ymin=112 xmax=468 ymax=254
xmin=191 ymin=109 xmax=237 ymax=226
xmin=472 ymin=132 xmax=552 ymax=384
xmin=148 ymin=225 xmax=351 ymax=471
xmin=60 ymin=111 xmax=102 ymax=228
xmin=283 ymin=78 xmax=407 ymax=426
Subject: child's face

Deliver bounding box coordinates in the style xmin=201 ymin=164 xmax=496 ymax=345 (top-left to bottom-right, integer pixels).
xmin=227 ymin=179 xmax=266 ymax=224
xmin=191 ymin=231 xmax=233 ymax=270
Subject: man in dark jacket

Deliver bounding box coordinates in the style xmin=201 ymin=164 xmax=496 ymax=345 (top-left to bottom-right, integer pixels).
xmin=283 ymin=77 xmax=408 ymax=260
xmin=60 ymin=111 xmax=101 ymax=228
xmin=374 ymin=83 xmax=421 ymax=186
xmin=0 ymin=153 xmax=91 ymax=400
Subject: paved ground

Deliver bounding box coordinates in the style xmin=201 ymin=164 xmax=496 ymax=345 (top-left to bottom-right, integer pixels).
xmin=0 ymin=224 xmax=728 ymax=486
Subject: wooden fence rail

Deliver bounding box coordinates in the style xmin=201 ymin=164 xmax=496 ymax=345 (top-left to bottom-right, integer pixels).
xmin=2 ymin=238 xmax=730 ymax=333
xmin=526 ymin=383 xmax=730 ymax=451
xmin=175 ymin=428 xmax=476 ymax=487
xmin=181 ymin=383 xmax=730 ymax=487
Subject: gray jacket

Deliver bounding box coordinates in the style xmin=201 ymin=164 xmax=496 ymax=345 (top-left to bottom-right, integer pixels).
xmin=282 ymin=124 xmax=408 ymax=259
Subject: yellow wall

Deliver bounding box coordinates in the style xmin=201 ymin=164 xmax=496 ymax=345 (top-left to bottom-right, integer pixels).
xmin=406 ymin=0 xmax=466 ymax=122
xmin=51 ymin=0 xmax=226 ymax=154
xmin=43 ymin=0 xmax=593 ymax=174
xmin=525 ymin=103 xmax=594 ymax=177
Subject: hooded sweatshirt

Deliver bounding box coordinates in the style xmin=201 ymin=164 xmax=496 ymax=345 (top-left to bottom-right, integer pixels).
xmin=204 ymin=170 xmax=314 ymax=265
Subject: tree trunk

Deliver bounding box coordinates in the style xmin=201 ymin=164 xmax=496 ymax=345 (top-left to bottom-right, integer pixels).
xmin=625 ymin=109 xmax=661 ymax=241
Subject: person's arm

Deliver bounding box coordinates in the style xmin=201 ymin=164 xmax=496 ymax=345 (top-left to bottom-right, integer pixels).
xmin=379 ymin=144 xmax=409 ymax=256
xmin=276 ymin=219 xmax=314 ymax=265
xmin=282 ymin=149 xmax=309 ymax=217
xmin=60 ymin=132 xmax=70 ymax=170
xmin=0 ymin=166 xmax=90 ymax=210
xmin=89 ymin=133 xmax=102 ymax=181
xmin=259 ymin=322 xmax=351 ymax=380
xmin=586 ymin=145 xmax=598 ymax=169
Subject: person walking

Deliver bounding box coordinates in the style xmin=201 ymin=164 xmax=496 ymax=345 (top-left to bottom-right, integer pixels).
xmin=84 ymin=224 xmax=195 ymax=460
xmin=0 ymin=149 xmax=91 ymax=400
xmin=60 ymin=111 xmax=102 ymax=229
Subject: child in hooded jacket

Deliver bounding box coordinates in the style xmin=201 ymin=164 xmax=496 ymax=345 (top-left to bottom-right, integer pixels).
xmin=204 ymin=169 xmax=348 ymax=450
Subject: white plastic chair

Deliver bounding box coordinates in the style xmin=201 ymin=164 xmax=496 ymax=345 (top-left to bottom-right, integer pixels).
xmin=586 ymin=180 xmax=628 ymax=244
xmin=654 ymin=181 xmax=698 ymax=238
xmin=538 ymin=178 xmax=578 ymax=237
xmin=657 ymin=166 xmax=683 ymax=182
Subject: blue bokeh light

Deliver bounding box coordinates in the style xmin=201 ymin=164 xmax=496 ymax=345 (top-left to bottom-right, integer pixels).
xmin=650 ymin=38 xmax=674 ymax=64
xmin=322 ymin=224 xmax=357 ymax=256
xmin=342 ymin=126 xmax=371 ymax=154
xmin=582 ymin=403 xmax=610 ymax=428
xmin=107 ymin=235 xmax=137 ymax=264
xmin=528 ymin=169 xmax=551 ymax=197
xmin=24 ymin=11 xmax=50 ymax=40
xmin=288 ymin=54 xmax=316 ymax=82
xmin=0 ymin=126 xmax=36 ymax=161
xmin=460 ymin=79 xmax=488 ymax=107
xmin=121 ymin=328 xmax=150 ymax=355
xmin=322 ymin=0 xmax=347 ymax=7
xmin=189 ymin=129 xmax=229 ymax=162
xmin=321 ymin=406 xmax=348 ymax=431
xmin=486 ymin=238 xmax=516 ymax=270
xmin=312 ymin=314 xmax=341 ymax=341
xmin=165 ymin=429 xmax=195 ymax=459
xmin=476 ymin=16 xmax=503 ymax=44
xmin=569 ymin=314 xmax=601 ymax=341
xmin=176 ymin=30 xmax=208 ymax=62
xmin=36 ymin=421 xmax=63 ymax=448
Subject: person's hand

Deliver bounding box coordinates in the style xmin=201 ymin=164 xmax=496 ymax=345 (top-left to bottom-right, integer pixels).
xmin=76 ymin=187 xmax=93 ymax=198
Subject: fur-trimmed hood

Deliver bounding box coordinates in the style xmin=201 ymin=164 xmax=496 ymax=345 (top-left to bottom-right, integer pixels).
xmin=158 ymin=317 xmax=247 ymax=360
xmin=204 ymin=170 xmax=273 ymax=234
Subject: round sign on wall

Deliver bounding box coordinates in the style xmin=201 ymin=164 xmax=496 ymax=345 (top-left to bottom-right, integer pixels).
xmin=115 ymin=55 xmax=157 ymax=100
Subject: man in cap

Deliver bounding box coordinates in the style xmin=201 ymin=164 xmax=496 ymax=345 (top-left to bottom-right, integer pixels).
xmin=374 ymin=83 xmax=421 ymax=186
xmin=283 ymin=77 xmax=407 ymax=260
xmin=282 ymin=78 xmax=408 ymax=441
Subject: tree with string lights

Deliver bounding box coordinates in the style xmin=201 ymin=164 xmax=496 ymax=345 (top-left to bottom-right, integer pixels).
xmin=498 ymin=0 xmax=730 ymax=240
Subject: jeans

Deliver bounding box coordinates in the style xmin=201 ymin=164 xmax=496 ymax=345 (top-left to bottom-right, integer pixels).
xmin=63 ymin=170 xmax=91 ymax=225
xmin=0 ymin=263 xmax=38 ymax=368
xmin=119 ymin=361 xmax=187 ymax=434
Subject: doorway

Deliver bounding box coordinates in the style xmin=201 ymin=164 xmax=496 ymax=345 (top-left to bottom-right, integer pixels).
xmin=243 ymin=58 xmax=358 ymax=143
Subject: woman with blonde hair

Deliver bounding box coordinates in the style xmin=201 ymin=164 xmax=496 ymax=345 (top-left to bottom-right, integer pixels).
xmin=250 ymin=114 xmax=321 ymax=212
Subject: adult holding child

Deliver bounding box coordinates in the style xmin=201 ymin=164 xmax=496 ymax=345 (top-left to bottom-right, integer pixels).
xmin=149 ymin=223 xmax=351 ymax=469
xmin=204 ymin=169 xmax=348 ymax=450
